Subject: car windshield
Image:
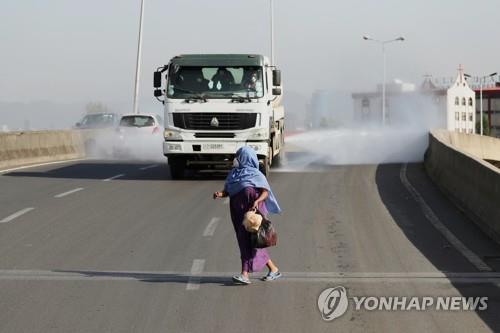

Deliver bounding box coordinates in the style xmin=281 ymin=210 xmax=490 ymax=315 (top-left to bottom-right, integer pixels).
xmin=81 ymin=114 xmax=115 ymax=127
xmin=120 ymin=116 xmax=155 ymax=127
xmin=167 ymin=66 xmax=264 ymax=99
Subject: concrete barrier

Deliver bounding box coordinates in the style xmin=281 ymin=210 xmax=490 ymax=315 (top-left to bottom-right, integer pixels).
xmin=0 ymin=130 xmax=86 ymax=170
xmin=425 ymin=129 xmax=500 ymax=244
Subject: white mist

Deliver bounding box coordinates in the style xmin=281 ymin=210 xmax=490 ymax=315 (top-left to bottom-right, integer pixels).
xmin=284 ymin=92 xmax=444 ymax=168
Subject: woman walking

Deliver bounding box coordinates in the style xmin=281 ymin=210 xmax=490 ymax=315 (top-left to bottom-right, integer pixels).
xmin=213 ymin=146 xmax=282 ymax=285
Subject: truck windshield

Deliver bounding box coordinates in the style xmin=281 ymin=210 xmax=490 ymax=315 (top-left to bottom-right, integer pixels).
xmin=167 ymin=66 xmax=264 ymax=99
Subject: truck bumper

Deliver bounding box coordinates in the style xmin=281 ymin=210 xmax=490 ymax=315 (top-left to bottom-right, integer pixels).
xmin=164 ymin=140 xmax=268 ymax=156
xmin=164 ymin=140 xmax=269 ymax=167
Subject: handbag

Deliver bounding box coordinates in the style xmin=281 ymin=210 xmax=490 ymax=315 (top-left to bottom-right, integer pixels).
xmin=243 ymin=209 xmax=263 ymax=233
xmin=250 ymin=210 xmax=277 ymax=248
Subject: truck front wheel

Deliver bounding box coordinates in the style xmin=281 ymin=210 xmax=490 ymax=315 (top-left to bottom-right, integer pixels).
xmin=273 ymin=145 xmax=284 ymax=167
xmin=168 ymin=157 xmax=185 ymax=180
xmin=260 ymin=156 xmax=270 ymax=177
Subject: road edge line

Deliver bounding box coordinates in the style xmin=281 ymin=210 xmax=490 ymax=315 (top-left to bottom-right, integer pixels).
xmin=400 ymin=163 xmax=492 ymax=272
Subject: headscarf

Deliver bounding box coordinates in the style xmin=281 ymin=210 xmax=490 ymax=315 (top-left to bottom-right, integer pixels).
xmin=224 ymin=146 xmax=281 ymax=214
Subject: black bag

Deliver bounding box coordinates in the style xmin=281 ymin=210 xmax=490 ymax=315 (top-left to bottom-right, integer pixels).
xmin=250 ymin=211 xmax=277 ymax=248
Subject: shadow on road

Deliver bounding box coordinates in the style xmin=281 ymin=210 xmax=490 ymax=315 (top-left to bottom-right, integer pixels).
xmin=376 ymin=163 xmax=500 ymax=331
xmin=53 ymin=270 xmax=240 ymax=286
xmin=2 ymin=161 xmax=228 ymax=181
xmin=2 ymin=151 xmax=327 ymax=181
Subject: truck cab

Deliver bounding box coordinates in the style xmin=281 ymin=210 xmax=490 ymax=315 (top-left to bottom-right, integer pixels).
xmin=153 ymin=54 xmax=284 ymax=179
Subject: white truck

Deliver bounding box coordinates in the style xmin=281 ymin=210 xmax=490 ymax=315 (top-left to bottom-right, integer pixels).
xmin=153 ymin=54 xmax=285 ymax=179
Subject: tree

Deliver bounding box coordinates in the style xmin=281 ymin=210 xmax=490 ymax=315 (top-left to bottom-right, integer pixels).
xmin=85 ymin=102 xmax=110 ymax=114
xmin=475 ymin=114 xmax=491 ymax=136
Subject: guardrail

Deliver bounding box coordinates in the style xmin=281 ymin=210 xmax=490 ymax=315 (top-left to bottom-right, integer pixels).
xmin=0 ymin=130 xmax=86 ymax=170
xmin=425 ymin=129 xmax=500 ymax=245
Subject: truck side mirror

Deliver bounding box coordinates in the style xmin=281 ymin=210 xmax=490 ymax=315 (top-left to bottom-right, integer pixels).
xmin=75 ymin=122 xmax=81 ymax=128
xmin=154 ymin=89 xmax=163 ymax=97
xmin=272 ymin=88 xmax=282 ymax=96
xmin=154 ymin=71 xmax=162 ymax=88
xmin=272 ymin=69 xmax=281 ymax=86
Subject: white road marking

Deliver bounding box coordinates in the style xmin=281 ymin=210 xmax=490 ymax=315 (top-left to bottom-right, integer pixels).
xmin=54 ymin=187 xmax=84 ymax=198
xmin=203 ymin=218 xmax=220 ymax=237
xmin=0 ymin=158 xmax=85 ymax=174
xmin=139 ymin=164 xmax=159 ymax=171
xmin=186 ymin=259 xmax=205 ymax=290
xmin=223 ymin=197 xmax=229 ymax=205
xmin=103 ymin=174 xmax=125 ymax=182
xmin=400 ymin=164 xmax=492 ymax=272
xmin=0 ymin=208 xmax=35 ymax=223
xmin=0 ymin=270 xmax=499 ymax=283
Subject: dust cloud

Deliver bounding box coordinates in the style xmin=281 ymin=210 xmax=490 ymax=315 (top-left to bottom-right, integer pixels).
xmin=84 ymin=130 xmax=165 ymax=163
xmin=283 ymin=92 xmax=444 ymax=168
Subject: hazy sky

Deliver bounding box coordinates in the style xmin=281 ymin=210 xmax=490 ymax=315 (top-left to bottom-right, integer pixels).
xmin=1 ymin=0 xmax=499 ymax=114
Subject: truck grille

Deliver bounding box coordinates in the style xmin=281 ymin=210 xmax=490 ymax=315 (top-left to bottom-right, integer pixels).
xmin=194 ymin=133 xmax=236 ymax=138
xmin=173 ymin=113 xmax=257 ymax=130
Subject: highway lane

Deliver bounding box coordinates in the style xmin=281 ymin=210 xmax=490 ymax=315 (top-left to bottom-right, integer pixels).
xmin=0 ymin=157 xmax=499 ymax=332
xmin=0 ymin=161 xmax=159 ymax=224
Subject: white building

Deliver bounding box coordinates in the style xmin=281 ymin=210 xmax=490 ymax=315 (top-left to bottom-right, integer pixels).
xmin=446 ymin=65 xmax=476 ymax=133
xmin=351 ymin=66 xmax=476 ymax=133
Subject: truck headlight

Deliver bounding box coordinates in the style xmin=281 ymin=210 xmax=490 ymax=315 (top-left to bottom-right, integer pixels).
xmin=164 ymin=129 xmax=183 ymax=140
xmin=248 ymin=128 xmax=268 ymax=140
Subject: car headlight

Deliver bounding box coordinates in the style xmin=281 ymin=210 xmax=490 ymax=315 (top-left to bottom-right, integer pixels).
xmin=248 ymin=128 xmax=268 ymax=140
xmin=164 ymin=129 xmax=183 ymax=140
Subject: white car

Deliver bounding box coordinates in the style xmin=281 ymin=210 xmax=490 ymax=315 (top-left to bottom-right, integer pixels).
xmin=113 ymin=114 xmax=164 ymax=160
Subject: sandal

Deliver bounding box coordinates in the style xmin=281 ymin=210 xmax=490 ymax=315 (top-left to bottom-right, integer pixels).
xmin=261 ymin=271 xmax=282 ymax=281
xmin=232 ymin=274 xmax=251 ymax=285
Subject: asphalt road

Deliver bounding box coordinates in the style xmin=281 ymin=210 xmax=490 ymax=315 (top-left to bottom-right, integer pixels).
xmin=0 ymin=154 xmax=500 ymax=332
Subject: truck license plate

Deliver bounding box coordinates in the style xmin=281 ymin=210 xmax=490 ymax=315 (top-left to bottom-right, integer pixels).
xmin=202 ymin=144 xmax=223 ymax=150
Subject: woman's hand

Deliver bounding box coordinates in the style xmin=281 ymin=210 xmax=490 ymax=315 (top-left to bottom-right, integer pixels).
xmin=213 ymin=191 xmax=225 ymax=199
xmin=251 ymin=189 xmax=268 ymax=210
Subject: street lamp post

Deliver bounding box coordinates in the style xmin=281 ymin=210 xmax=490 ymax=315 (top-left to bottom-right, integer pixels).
xmin=133 ymin=0 xmax=146 ymax=115
xmin=270 ymin=0 xmax=275 ymax=66
xmin=465 ymin=72 xmax=497 ymax=135
xmin=363 ymin=36 xmax=405 ymax=125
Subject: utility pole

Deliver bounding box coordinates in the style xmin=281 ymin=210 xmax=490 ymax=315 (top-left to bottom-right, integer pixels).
xmin=133 ymin=0 xmax=145 ymax=114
